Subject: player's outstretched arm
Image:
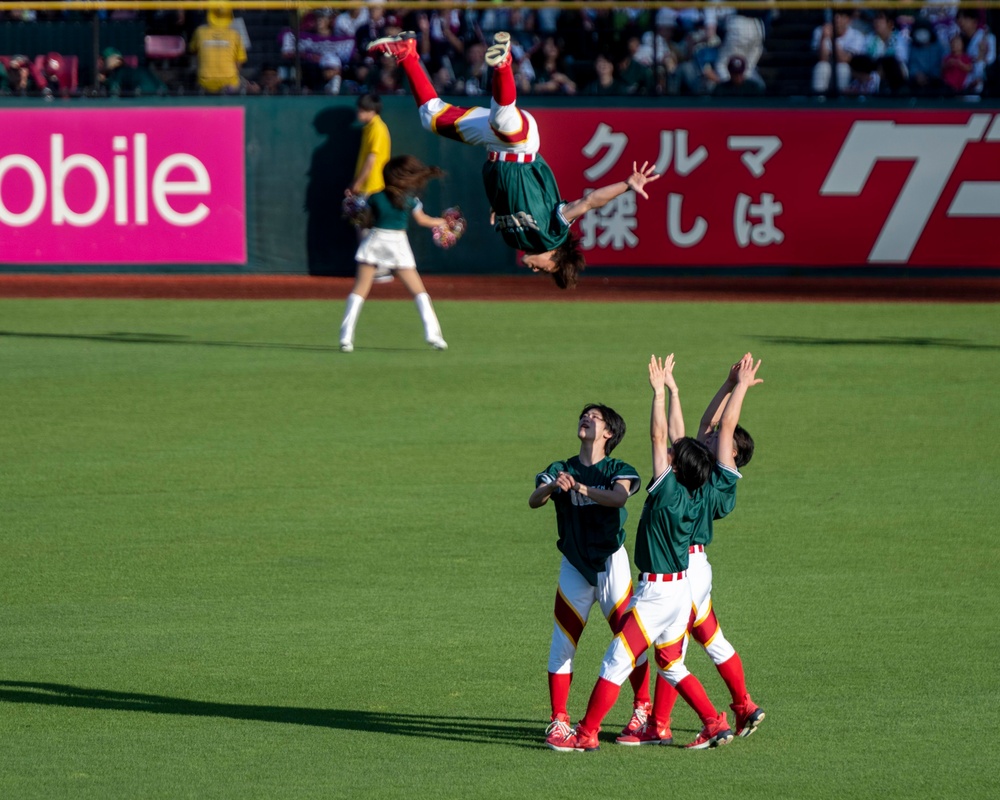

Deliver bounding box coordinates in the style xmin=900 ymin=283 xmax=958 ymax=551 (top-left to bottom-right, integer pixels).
xmin=717 ymin=353 xmax=763 ymax=469
xmin=648 ymin=354 xmax=671 ymax=480
xmin=412 ymin=207 xmax=447 ymax=228
xmin=663 ymin=353 xmax=685 ymax=444
xmin=560 ymin=161 xmax=662 ymax=223
xmin=697 ymin=354 xmax=747 ymax=442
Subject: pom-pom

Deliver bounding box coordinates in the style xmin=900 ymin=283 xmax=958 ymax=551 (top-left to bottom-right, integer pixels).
xmin=432 ymin=206 xmax=467 ymax=249
xmin=341 ymin=194 xmax=368 ymax=228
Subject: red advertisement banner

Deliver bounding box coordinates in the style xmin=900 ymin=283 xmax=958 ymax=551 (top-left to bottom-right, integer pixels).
xmin=535 ymin=109 xmax=1000 ymax=267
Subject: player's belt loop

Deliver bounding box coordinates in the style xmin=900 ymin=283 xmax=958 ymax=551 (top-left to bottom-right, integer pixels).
xmin=689 ymin=545 xmax=705 ymax=554
xmin=487 ymin=151 xmax=535 ymax=163
xmin=641 ymin=571 xmax=686 ymax=582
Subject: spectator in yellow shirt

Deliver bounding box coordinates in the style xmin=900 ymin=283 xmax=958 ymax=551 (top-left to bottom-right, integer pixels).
xmin=349 ymin=93 xmax=391 ymax=196
xmin=346 ymin=93 xmax=393 ymax=281
xmin=190 ymin=7 xmax=247 ymax=93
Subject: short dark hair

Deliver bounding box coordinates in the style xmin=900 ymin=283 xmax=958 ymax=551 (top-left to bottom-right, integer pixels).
xmin=671 ymin=437 xmax=715 ymax=492
xmin=733 ymin=425 xmax=755 ymax=468
xmin=580 ymin=403 xmax=626 ymax=454
xmin=357 ymin=93 xmax=382 ymax=114
xmin=550 ymin=234 xmax=585 ymax=289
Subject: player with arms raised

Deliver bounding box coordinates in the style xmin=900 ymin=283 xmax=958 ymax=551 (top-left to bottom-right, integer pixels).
xmin=618 ymin=353 xmax=765 ymax=744
xmin=368 ymin=31 xmax=660 ymax=289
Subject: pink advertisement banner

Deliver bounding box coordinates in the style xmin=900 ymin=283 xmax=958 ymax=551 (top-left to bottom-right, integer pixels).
xmin=537 ymin=109 xmax=1000 ymax=267
xmin=0 ymin=108 xmax=246 ymax=264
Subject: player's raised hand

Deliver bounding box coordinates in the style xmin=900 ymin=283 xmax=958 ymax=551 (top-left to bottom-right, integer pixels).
xmin=727 ymin=352 xmax=751 ymax=385
xmin=663 ymin=352 xmax=679 ymax=392
xmin=626 ymin=161 xmax=661 ymax=200
xmin=648 ymin=353 xmax=671 ymax=391
xmin=734 ymin=353 xmax=763 ymax=388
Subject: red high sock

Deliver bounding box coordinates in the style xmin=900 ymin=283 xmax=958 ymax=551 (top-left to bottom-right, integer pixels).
xmin=674 ymin=674 xmax=718 ymax=726
xmin=491 ymin=62 xmax=517 ymax=106
xmin=628 ymin=659 xmax=651 ymax=705
xmin=717 ymin=653 xmax=749 ymax=706
xmin=652 ymin=674 xmax=679 ymax=728
xmin=548 ymin=672 xmax=572 ymax=719
xmin=399 ymin=56 xmax=439 ymax=107
xmin=579 ymin=677 xmax=620 ymax=735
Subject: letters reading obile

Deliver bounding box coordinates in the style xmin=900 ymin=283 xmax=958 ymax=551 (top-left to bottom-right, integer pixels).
xmin=0 ymin=133 xmax=211 ymax=228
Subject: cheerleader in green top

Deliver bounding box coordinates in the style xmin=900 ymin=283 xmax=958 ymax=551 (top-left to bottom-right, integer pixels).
xmin=339 ymin=155 xmax=449 ymax=353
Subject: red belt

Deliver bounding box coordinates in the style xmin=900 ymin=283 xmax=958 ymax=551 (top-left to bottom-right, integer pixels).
xmin=689 ymin=545 xmax=705 ymax=554
xmin=641 ymin=571 xmax=686 ymax=582
xmin=487 ymin=150 xmax=535 ymax=163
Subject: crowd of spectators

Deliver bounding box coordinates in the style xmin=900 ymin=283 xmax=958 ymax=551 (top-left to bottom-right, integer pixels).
xmin=812 ymin=6 xmax=997 ymax=96
xmin=1 ymin=3 xmax=997 ymax=99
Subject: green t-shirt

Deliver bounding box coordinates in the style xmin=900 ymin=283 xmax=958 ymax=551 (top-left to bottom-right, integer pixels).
xmin=536 ymin=456 xmax=640 ymax=586
xmin=690 ymin=463 xmax=741 ymax=547
xmin=633 ymin=467 xmax=698 ymax=575
xmin=367 ymin=191 xmax=420 ymax=231
xmin=482 ymin=156 xmax=571 ymax=253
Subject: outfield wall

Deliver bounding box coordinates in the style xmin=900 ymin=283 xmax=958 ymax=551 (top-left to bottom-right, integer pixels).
xmin=2 ymin=97 xmax=1000 ymax=276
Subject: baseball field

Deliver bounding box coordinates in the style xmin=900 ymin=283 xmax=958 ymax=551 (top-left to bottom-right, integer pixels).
xmin=1 ymin=288 xmax=996 ymax=799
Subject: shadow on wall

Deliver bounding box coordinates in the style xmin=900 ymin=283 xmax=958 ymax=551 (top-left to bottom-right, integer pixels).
xmin=305 ymin=106 xmax=362 ymax=277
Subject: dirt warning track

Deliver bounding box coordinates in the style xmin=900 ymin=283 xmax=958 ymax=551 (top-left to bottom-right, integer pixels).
xmin=1 ymin=274 xmax=998 ymax=302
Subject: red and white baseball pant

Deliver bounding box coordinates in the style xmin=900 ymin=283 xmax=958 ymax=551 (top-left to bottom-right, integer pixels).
xmin=597 ymin=572 xmax=693 ymax=688
xmin=687 ymin=549 xmax=737 ymax=666
xmin=548 ymin=549 xmax=644 ymax=675
xmin=398 ymin=53 xmax=539 ymax=156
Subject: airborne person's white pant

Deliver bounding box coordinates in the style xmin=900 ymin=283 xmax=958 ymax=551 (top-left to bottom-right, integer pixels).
xmin=417 ymin=97 xmax=541 ymax=156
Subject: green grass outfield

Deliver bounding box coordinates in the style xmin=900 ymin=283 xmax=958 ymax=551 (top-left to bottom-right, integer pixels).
xmin=1 ymin=298 xmax=997 ymax=799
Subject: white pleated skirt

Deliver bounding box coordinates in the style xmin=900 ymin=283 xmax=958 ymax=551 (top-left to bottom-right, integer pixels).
xmin=354 ymin=228 xmax=416 ymax=270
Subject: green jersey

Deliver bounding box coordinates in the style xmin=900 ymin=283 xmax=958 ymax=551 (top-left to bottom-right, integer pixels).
xmin=483 ymin=156 xmax=572 ymax=253
xmin=367 ymin=191 xmax=420 ymax=231
xmin=634 ymin=467 xmax=698 ymax=575
xmin=537 ymin=456 xmax=640 ymax=587
xmin=690 ymin=463 xmax=741 ymax=547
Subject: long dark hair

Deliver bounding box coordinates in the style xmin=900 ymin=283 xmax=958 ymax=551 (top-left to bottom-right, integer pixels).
xmin=383 ymin=155 xmax=445 ymax=209
xmin=551 ymin=234 xmax=585 ymax=289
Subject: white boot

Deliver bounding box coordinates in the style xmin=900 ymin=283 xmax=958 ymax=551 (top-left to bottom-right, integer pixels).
xmin=339 ymin=293 xmax=364 ymax=352
xmin=414 ymin=292 xmax=447 ymax=350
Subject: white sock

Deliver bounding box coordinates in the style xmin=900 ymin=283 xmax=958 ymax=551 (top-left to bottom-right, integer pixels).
xmin=414 ymin=292 xmax=443 ymax=341
xmin=340 ymin=293 xmax=365 ymax=345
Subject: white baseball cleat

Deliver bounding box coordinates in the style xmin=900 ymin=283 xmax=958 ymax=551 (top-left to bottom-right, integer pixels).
xmin=427 ymin=336 xmax=448 ymax=351
xmin=339 ymin=341 xmax=354 ymax=353
xmin=485 ymin=31 xmax=511 ymax=68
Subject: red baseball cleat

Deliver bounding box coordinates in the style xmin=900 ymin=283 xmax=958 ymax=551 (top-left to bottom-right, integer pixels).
xmin=367 ymin=32 xmax=418 ymax=62
xmin=544 ymin=713 xmax=572 ymax=748
xmin=619 ymin=700 xmax=652 ymax=737
xmin=685 ymin=712 xmax=734 ymax=750
xmin=732 ymin=701 xmax=765 ymax=738
xmin=616 ymin=721 xmax=673 ymax=746
xmin=547 ymin=725 xmax=600 ymax=753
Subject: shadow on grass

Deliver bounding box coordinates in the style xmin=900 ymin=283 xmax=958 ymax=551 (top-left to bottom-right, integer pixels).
xmin=0 ymin=680 xmax=543 ymax=748
xmin=755 ymin=335 xmax=1000 ymax=351
xmin=0 ymin=331 xmax=419 ymax=354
